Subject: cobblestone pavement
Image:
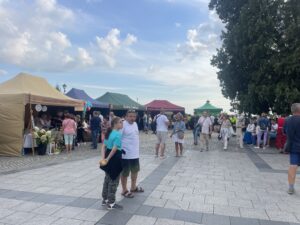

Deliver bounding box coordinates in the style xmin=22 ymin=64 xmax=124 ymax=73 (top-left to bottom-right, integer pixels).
xmin=0 ymin=131 xmax=299 ymax=225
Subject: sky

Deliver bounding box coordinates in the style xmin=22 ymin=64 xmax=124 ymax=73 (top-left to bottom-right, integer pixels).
xmin=0 ymin=0 xmax=231 ymax=114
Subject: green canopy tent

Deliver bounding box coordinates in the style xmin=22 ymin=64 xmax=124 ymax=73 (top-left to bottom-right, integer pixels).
xmin=194 ymin=100 xmax=222 ymax=116
xmin=96 ymin=92 xmax=145 ymax=114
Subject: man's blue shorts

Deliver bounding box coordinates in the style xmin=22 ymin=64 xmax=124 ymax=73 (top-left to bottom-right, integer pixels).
xmin=290 ymin=152 xmax=300 ymax=165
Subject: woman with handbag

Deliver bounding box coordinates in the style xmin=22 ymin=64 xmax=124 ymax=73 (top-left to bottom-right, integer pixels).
xmin=170 ymin=113 xmax=186 ymax=157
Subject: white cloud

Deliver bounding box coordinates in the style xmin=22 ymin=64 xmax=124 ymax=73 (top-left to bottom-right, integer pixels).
xmin=0 ymin=1 xmax=137 ymax=71
xmin=124 ymin=34 xmax=137 ymax=46
xmin=78 ymin=48 xmax=94 ymax=66
xmin=177 ymin=10 xmax=223 ymax=61
xmin=175 ymin=22 xmax=181 ymax=28
xmin=96 ymin=28 xmax=138 ymax=68
xmin=0 ymin=69 xmax=7 ymax=76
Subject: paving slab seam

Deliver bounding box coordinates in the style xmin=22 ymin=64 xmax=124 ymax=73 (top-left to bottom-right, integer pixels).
xmin=244 ymin=146 xmax=300 ymax=174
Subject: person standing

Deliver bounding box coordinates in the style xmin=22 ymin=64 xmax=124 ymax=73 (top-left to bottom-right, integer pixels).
xmin=154 ymin=109 xmax=170 ymax=158
xmin=62 ymin=113 xmax=77 ymax=153
xmin=276 ymin=115 xmax=287 ymax=153
xmin=120 ymin=110 xmax=144 ymax=198
xmin=236 ymin=114 xmax=245 ymax=148
xmin=101 ymin=116 xmax=110 ymax=143
xmin=198 ymin=111 xmax=212 ymax=151
xmin=75 ymin=115 xmax=85 ymax=147
xmin=255 ymin=113 xmax=270 ymax=149
xmin=286 ymin=103 xmax=300 ymax=194
xmin=170 ymin=113 xmax=186 ymax=157
xmin=193 ymin=116 xmax=201 ymax=145
xmin=100 ymin=117 xmax=123 ymax=209
xmin=90 ymin=111 xmax=101 ymax=149
xmin=143 ymin=112 xmax=148 ymax=134
xmin=220 ymin=114 xmax=232 ymax=150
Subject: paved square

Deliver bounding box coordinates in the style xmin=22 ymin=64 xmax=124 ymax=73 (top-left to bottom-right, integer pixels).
xmin=0 ymin=132 xmax=300 ymax=225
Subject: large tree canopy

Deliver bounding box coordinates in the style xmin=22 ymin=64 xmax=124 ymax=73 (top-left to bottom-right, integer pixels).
xmin=209 ymin=0 xmax=300 ymax=114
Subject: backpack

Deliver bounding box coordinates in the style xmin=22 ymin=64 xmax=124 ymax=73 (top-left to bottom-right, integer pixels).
xmin=259 ymin=119 xmax=268 ymax=131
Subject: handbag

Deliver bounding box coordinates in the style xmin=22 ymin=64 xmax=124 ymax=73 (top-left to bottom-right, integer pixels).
xmin=177 ymin=130 xmax=184 ymax=139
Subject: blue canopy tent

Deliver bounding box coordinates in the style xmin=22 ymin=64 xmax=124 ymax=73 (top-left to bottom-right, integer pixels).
xmin=66 ymin=88 xmax=109 ymax=109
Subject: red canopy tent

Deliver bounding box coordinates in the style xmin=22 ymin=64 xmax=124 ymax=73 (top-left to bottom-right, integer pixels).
xmin=145 ymin=100 xmax=185 ymax=113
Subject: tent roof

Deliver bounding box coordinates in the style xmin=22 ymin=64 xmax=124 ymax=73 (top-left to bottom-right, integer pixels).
xmin=97 ymin=92 xmax=145 ymax=110
xmin=0 ymin=73 xmax=84 ymax=109
xmin=145 ymin=100 xmax=185 ymax=111
xmin=66 ymin=88 xmax=109 ymax=108
xmin=195 ymin=100 xmax=222 ymax=111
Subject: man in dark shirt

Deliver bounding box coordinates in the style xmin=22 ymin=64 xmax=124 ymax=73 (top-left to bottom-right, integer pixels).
xmin=286 ymin=103 xmax=300 ymax=194
xmin=90 ymin=111 xmax=101 ymax=149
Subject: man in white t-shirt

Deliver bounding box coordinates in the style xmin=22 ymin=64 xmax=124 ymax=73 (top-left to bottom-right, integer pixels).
xmin=154 ymin=109 xmax=170 ymax=158
xmin=120 ymin=110 xmax=144 ymax=198
xmin=198 ymin=111 xmax=212 ymax=151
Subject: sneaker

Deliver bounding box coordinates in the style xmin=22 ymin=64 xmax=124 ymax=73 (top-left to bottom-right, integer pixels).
xmin=107 ymin=202 xmax=123 ymax=210
xmin=288 ymin=187 xmax=295 ymax=195
xmin=224 ymin=147 xmax=227 ymax=150
xmin=102 ymin=199 xmax=108 ymax=206
xmin=254 ymin=146 xmax=259 ymax=149
xmin=263 ymin=147 xmax=266 ymax=150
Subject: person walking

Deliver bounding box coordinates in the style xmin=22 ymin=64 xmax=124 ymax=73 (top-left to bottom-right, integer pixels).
xmin=62 ymin=113 xmax=77 ymax=153
xmin=198 ymin=111 xmax=212 ymax=152
xmin=90 ymin=111 xmax=101 ymax=149
xmin=170 ymin=113 xmax=186 ymax=157
xmin=154 ymin=109 xmax=169 ymax=158
xmin=120 ymin=110 xmax=144 ymax=198
xmin=220 ymin=114 xmax=232 ymax=150
xmin=193 ymin=116 xmax=201 ymax=145
xmin=75 ymin=115 xmax=85 ymax=147
xmin=236 ymin=114 xmax=245 ymax=148
xmin=255 ymin=113 xmax=269 ymax=149
xmin=286 ymin=103 xmax=300 ymax=194
xmin=100 ymin=117 xmax=124 ymax=209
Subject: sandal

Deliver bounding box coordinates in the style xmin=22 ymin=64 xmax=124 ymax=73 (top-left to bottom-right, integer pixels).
xmin=121 ymin=190 xmax=134 ymax=198
xmin=131 ymin=186 xmax=144 ymax=193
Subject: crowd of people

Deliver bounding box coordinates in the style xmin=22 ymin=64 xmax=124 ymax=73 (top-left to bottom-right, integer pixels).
xmin=33 ymin=105 xmax=300 ymax=199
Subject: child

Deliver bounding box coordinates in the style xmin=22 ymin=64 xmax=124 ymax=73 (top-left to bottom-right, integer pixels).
xmin=100 ymin=117 xmax=123 ymax=210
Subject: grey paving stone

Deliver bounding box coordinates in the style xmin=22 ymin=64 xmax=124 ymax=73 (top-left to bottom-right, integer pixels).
xmin=230 ymin=217 xmax=260 ymax=225
xmin=13 ymin=191 xmax=40 ymax=201
xmin=201 ymin=213 xmax=230 ymax=225
xmin=49 ymin=195 xmax=77 ymax=206
xmin=135 ymin=205 xmax=154 ymax=216
xmin=0 ymin=190 xmax=19 ymax=198
xmin=30 ymin=193 xmax=57 ymax=203
xmin=174 ymin=210 xmax=202 ymax=224
xmin=68 ymin=197 xmax=98 ymax=208
xmin=97 ymin=211 xmax=132 ymax=225
xmin=148 ymin=207 xmax=176 ymax=220
xmin=259 ymin=220 xmax=290 ymax=225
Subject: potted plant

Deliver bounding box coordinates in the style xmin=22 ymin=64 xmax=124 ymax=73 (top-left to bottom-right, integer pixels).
xmin=33 ymin=127 xmax=52 ymax=155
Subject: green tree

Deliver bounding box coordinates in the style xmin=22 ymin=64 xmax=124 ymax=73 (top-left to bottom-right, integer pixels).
xmin=210 ymin=0 xmax=300 ymax=114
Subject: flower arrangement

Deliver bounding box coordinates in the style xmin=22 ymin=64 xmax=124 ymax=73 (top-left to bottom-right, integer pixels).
xmin=33 ymin=127 xmax=52 ymax=145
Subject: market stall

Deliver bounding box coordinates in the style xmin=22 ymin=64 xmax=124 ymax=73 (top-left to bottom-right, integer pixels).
xmin=0 ymin=73 xmax=84 ymax=157
xmin=145 ymin=100 xmax=185 ymax=115
xmin=194 ymin=100 xmax=222 ymax=116
xmin=96 ymin=92 xmax=145 ymax=116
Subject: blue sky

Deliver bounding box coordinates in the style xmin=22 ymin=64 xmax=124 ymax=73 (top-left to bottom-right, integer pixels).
xmin=0 ymin=0 xmax=230 ymax=113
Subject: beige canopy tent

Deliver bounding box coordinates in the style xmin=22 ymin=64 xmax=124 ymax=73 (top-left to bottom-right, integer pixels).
xmin=0 ymin=72 xmax=84 ymax=156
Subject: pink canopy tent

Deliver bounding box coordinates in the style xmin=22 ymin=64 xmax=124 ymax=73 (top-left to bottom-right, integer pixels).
xmin=145 ymin=100 xmax=185 ymax=113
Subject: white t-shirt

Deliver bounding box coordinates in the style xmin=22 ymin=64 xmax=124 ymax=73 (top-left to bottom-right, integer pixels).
xmin=198 ymin=116 xmax=212 ymax=134
xmin=156 ymin=114 xmax=169 ymax=132
xmin=121 ymin=120 xmax=139 ymax=159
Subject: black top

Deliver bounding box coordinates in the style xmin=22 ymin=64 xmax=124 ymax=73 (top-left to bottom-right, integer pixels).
xmin=286 ymin=115 xmax=300 ymax=153
xmin=90 ymin=117 xmax=101 ymax=130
